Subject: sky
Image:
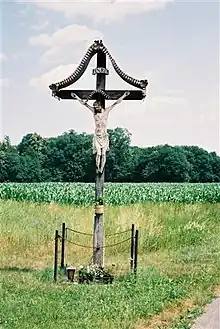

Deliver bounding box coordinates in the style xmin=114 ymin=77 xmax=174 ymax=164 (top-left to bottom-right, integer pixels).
xmin=0 ymin=0 xmax=219 ymax=154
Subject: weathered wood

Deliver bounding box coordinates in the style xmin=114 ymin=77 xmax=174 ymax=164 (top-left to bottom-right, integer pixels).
xmin=93 ymin=213 xmax=104 ymax=266
xmin=54 ymin=89 xmax=145 ymax=100
xmin=95 ymin=171 xmax=105 ymax=200
xmin=93 ymin=50 xmax=106 ymax=267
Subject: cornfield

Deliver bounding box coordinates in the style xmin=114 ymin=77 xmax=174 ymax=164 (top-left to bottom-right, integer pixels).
xmin=0 ymin=182 xmax=219 ymax=205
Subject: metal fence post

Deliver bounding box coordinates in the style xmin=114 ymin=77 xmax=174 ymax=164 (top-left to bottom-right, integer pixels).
xmin=61 ymin=223 xmax=65 ymax=269
xmin=134 ymin=229 xmax=139 ymax=275
xmin=130 ymin=224 xmax=135 ymax=270
xmin=54 ymin=230 xmax=59 ymax=281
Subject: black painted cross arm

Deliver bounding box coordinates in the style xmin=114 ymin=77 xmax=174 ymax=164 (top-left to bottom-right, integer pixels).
xmin=53 ymin=89 xmax=145 ymax=101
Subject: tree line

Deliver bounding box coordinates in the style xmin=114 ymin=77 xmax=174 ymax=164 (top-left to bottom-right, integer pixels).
xmin=0 ymin=128 xmax=220 ymax=183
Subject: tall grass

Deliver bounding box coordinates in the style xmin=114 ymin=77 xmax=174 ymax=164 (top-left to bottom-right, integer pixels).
xmin=1 ymin=200 xmax=220 ymax=329
xmin=1 ymin=200 xmax=220 ymax=271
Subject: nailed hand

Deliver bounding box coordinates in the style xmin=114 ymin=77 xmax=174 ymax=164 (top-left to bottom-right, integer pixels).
xmin=71 ymin=93 xmax=77 ymax=99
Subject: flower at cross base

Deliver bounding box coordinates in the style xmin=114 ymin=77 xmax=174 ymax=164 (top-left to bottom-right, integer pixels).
xmin=78 ymin=264 xmax=114 ymax=284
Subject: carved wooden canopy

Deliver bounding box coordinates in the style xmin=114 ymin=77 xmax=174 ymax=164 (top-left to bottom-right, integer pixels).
xmin=49 ymin=40 xmax=148 ymax=101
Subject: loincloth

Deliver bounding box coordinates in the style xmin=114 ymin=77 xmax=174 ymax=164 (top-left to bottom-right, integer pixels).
xmin=93 ymin=133 xmax=109 ymax=155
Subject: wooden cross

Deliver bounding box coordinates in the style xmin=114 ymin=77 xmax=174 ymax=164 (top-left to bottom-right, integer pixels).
xmin=49 ymin=40 xmax=148 ymax=267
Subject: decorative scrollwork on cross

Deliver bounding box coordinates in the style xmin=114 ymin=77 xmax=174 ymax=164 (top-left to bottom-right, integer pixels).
xmin=85 ymin=89 xmax=111 ymax=102
xmin=49 ymin=40 xmax=148 ymax=95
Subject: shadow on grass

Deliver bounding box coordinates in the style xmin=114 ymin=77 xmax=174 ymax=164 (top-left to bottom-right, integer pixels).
xmin=0 ymin=267 xmax=37 ymax=273
xmin=0 ymin=267 xmax=54 ymax=282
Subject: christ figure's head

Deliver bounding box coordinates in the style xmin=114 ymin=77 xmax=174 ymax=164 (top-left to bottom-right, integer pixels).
xmin=93 ymin=101 xmax=102 ymax=113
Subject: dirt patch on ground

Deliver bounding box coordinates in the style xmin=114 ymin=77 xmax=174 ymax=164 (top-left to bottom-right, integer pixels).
xmin=213 ymin=285 xmax=220 ymax=296
xmin=136 ymin=285 xmax=220 ymax=329
xmin=136 ymin=299 xmax=196 ymax=329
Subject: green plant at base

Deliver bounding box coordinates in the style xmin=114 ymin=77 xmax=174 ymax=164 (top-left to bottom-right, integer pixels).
xmin=78 ymin=264 xmax=114 ymax=284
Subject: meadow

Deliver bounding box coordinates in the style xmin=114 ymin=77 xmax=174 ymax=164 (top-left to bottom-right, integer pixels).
xmin=1 ymin=184 xmax=220 ymax=329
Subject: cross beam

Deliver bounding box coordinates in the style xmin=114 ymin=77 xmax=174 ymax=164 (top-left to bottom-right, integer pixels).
xmin=53 ymin=89 xmax=145 ymax=101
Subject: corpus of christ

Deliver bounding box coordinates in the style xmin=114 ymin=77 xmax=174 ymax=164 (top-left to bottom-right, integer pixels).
xmin=71 ymin=91 xmax=130 ymax=173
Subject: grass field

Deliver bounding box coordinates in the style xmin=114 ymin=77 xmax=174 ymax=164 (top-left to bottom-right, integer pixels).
xmin=1 ymin=199 xmax=220 ymax=329
xmin=0 ymin=182 xmax=220 ymax=205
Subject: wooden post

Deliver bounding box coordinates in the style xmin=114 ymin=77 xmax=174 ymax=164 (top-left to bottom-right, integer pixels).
xmin=61 ymin=222 xmax=65 ymax=269
xmin=93 ymin=50 xmax=106 ymax=267
xmin=54 ymin=230 xmax=59 ymax=281
xmin=134 ymin=229 xmax=139 ymax=275
xmin=130 ymin=224 xmax=135 ymax=270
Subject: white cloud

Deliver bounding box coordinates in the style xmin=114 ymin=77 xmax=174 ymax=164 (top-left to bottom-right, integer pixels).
xmin=19 ymin=4 xmax=30 ymax=15
xmin=11 ymin=52 xmax=25 ymax=61
xmin=31 ymin=20 xmax=49 ymax=31
xmin=29 ymin=24 xmax=102 ymax=47
xmin=151 ymin=93 xmax=186 ymax=106
xmin=29 ymin=64 xmax=78 ymax=89
xmin=17 ymin=0 xmax=173 ymax=23
xmin=29 ymin=24 xmax=103 ymax=67
xmin=0 ymin=78 xmax=10 ymax=88
xmin=0 ymin=53 xmax=8 ymax=63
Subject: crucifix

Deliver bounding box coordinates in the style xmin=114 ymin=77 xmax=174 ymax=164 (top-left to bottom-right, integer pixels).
xmin=49 ymin=40 xmax=148 ymax=267
xmin=71 ymin=90 xmax=130 ymax=173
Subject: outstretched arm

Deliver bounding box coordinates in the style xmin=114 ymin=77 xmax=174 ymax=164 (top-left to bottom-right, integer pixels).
xmin=105 ymin=91 xmax=130 ymax=112
xmin=71 ymin=93 xmax=94 ymax=112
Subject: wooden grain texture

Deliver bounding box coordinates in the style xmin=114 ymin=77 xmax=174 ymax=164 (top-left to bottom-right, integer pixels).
xmin=93 ymin=50 xmax=106 ymax=267
xmin=55 ymin=89 xmax=145 ymax=100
